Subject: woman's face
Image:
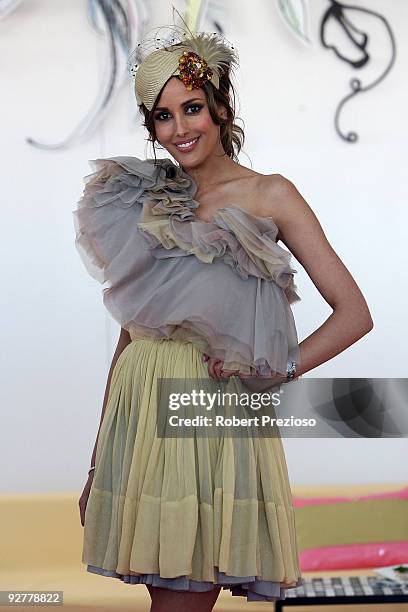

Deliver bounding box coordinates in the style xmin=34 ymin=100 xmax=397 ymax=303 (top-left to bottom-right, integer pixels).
xmin=152 ymin=77 xmax=225 ymax=167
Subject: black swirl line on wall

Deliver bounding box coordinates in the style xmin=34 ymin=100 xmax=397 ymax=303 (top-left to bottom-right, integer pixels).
xmin=320 ymin=0 xmax=396 ymax=143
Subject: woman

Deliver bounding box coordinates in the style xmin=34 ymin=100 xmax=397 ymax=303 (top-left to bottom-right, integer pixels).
xmin=74 ymin=26 xmax=373 ymax=612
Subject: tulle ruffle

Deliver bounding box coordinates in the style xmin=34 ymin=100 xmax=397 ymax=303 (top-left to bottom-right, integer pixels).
xmin=134 ymin=160 xmax=300 ymax=304
xmin=73 ymin=156 xmax=301 ymax=377
xmin=87 ymin=564 xmax=304 ymax=602
xmin=127 ymin=306 xmax=298 ymax=377
xmin=138 ymin=208 xmax=300 ymax=304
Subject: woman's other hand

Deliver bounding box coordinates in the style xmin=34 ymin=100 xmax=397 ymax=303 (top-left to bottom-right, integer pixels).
xmin=79 ymin=472 xmax=94 ymax=527
xmin=203 ymin=353 xmax=287 ymax=390
xmin=202 ymin=353 xmax=240 ymax=381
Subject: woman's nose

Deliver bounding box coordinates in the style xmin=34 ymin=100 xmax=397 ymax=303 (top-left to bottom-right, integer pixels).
xmin=174 ymin=114 xmax=189 ymax=136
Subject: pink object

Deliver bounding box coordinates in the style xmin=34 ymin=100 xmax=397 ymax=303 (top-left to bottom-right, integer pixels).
xmin=300 ymin=540 xmax=408 ymax=571
xmin=293 ymin=485 xmax=408 ymax=508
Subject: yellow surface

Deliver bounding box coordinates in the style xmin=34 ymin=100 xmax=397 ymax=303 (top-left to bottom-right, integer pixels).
xmin=296 ymin=498 xmax=408 ymax=549
xmin=1 ymin=483 xmax=407 ymax=611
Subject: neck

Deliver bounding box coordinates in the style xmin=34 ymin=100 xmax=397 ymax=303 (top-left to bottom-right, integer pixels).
xmin=180 ymin=145 xmax=239 ymax=191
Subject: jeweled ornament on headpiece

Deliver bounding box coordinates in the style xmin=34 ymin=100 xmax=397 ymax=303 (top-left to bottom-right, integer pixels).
xmin=127 ymin=19 xmax=239 ymax=111
xmin=178 ymin=50 xmax=213 ymax=91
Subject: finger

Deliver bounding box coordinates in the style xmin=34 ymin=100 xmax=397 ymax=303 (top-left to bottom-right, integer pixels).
xmin=208 ymin=358 xmax=222 ymax=379
xmin=208 ymin=357 xmax=222 ymax=380
xmin=213 ymin=361 xmax=225 ymax=381
xmin=221 ymin=369 xmax=240 ymax=377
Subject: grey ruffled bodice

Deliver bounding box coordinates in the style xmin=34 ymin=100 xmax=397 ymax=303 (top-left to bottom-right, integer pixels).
xmin=73 ymin=156 xmax=301 ymax=376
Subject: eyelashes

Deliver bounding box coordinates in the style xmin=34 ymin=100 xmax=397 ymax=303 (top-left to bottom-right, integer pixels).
xmin=154 ymin=103 xmax=203 ymax=122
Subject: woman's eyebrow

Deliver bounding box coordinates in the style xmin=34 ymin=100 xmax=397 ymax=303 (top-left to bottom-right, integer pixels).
xmin=154 ymin=97 xmax=203 ymax=111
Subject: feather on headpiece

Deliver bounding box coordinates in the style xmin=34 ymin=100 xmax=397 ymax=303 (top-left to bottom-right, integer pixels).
xmin=127 ymin=16 xmax=239 ymax=111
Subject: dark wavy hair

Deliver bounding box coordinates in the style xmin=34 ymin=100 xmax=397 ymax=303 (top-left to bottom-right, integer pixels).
xmin=138 ymin=68 xmax=245 ymax=164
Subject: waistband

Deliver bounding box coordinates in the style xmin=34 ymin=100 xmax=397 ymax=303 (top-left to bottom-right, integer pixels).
xmin=128 ymin=327 xmax=192 ymax=346
xmin=127 ymin=325 xmax=207 ymax=355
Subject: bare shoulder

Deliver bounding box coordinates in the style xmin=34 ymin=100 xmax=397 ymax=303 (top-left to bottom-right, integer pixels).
xmin=259 ymin=172 xmax=304 ymax=208
xmin=258 ymin=173 xmax=320 ymax=233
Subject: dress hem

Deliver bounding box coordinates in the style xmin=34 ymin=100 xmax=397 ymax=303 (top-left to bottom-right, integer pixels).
xmin=86 ymin=564 xmax=304 ymax=603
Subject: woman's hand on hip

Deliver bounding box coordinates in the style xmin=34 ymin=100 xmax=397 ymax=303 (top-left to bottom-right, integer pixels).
xmin=202 ymin=353 xmax=240 ymax=381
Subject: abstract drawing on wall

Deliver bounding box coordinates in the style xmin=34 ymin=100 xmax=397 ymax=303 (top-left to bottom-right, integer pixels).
xmin=275 ymin=0 xmax=397 ymax=143
xmin=319 ymin=0 xmax=396 ymax=142
xmin=0 ymin=0 xmax=151 ymax=149
xmin=29 ymin=0 xmax=150 ymax=150
xmin=276 ymin=0 xmax=312 ymax=45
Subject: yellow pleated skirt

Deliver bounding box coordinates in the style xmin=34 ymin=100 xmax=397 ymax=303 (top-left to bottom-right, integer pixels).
xmin=82 ymin=337 xmax=303 ymax=603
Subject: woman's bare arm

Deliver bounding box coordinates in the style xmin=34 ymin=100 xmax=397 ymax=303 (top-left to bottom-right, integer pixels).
xmin=261 ymin=174 xmax=374 ymax=379
xmin=88 ymin=327 xmax=132 ymax=469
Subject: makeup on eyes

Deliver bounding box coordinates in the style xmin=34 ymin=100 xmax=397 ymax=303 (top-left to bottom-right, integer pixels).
xmin=154 ymin=103 xmax=204 ymax=121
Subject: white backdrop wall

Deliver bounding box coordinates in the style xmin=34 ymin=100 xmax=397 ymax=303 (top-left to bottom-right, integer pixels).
xmin=1 ymin=0 xmax=407 ymax=493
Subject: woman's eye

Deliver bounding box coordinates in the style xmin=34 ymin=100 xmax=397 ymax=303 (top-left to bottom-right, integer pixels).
xmin=187 ymin=104 xmax=203 ymax=114
xmin=154 ymin=104 xmax=203 ymax=122
xmin=154 ymin=112 xmax=168 ymax=121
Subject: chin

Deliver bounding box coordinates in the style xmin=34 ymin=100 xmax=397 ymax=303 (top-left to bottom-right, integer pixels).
xmin=174 ymin=150 xmax=212 ymax=169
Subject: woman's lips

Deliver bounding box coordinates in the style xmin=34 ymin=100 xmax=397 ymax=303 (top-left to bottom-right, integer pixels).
xmin=174 ymin=136 xmax=200 ymax=153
